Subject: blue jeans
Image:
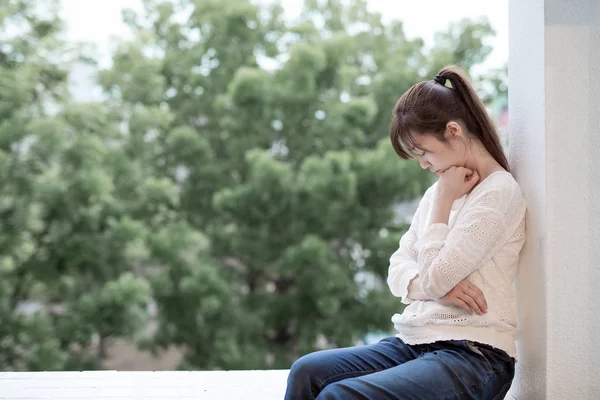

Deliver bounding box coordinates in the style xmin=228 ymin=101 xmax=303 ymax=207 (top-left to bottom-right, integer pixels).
xmin=284 ymin=336 xmax=515 ymax=400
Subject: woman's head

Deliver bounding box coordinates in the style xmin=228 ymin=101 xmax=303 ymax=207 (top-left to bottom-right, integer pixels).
xmin=389 ymin=66 xmax=509 ymax=174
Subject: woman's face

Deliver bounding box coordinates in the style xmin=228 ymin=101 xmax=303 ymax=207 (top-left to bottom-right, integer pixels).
xmin=409 ymin=122 xmax=468 ymax=176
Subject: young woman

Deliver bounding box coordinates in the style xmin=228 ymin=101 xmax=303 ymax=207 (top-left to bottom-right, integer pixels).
xmin=284 ymin=66 xmax=526 ymax=400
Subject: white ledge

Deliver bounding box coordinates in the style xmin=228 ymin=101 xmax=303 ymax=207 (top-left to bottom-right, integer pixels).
xmin=0 ymin=370 xmax=290 ymax=399
xmin=0 ymin=370 xmax=520 ymax=399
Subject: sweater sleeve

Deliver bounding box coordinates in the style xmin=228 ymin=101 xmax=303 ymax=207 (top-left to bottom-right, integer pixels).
xmin=406 ymin=275 xmax=430 ymax=301
xmin=416 ymin=185 xmax=514 ymax=299
xmin=387 ymin=190 xmax=431 ymax=305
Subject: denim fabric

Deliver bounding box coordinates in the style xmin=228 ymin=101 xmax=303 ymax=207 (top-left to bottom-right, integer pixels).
xmin=284 ymin=336 xmax=514 ymax=400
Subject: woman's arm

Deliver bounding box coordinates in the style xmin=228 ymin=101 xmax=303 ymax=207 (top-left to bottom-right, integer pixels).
xmin=406 ymin=274 xmax=430 ymax=301
xmin=416 ymin=184 xmax=518 ymax=299
xmin=387 ymin=191 xmax=434 ymax=304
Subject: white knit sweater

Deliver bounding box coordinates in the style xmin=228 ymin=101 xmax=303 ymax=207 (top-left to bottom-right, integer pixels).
xmin=387 ymin=171 xmax=526 ymax=359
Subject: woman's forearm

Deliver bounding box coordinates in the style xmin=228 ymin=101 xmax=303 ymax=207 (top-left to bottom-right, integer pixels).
xmin=429 ymin=194 xmax=453 ymax=226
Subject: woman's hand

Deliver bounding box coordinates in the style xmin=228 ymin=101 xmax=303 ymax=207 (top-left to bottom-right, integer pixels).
xmin=436 ymin=278 xmax=488 ymax=315
xmin=437 ymin=166 xmax=480 ymax=201
xmin=429 ymin=166 xmax=479 ymax=225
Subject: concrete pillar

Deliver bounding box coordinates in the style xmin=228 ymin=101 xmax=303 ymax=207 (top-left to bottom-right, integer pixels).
xmin=509 ymin=0 xmax=600 ymax=398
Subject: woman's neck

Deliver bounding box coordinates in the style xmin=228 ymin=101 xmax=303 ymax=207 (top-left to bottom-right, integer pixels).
xmin=465 ymin=144 xmax=505 ymax=182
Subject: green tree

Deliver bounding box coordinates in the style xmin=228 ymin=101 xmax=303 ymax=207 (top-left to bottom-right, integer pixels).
xmin=0 ymin=0 xmax=505 ymax=371
xmin=98 ymin=0 xmax=502 ymax=369
xmin=0 ymin=0 xmax=202 ymax=370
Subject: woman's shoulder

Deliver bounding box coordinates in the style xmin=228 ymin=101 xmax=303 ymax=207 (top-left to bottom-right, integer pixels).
xmin=478 ymin=171 xmax=524 ymax=199
xmin=469 ymin=171 xmax=527 ymax=215
xmin=419 ymin=181 xmax=439 ymax=207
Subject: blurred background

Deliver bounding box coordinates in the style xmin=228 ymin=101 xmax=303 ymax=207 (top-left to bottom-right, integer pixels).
xmin=0 ymin=0 xmax=508 ymax=371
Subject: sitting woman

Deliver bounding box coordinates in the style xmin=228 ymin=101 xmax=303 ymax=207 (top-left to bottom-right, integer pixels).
xmin=284 ymin=65 xmax=526 ymax=400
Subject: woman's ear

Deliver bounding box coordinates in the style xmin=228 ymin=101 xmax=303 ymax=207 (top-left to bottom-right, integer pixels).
xmin=445 ymin=121 xmax=464 ymax=139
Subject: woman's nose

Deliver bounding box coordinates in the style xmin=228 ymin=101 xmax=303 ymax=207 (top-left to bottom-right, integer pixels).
xmin=418 ymin=157 xmax=430 ymax=169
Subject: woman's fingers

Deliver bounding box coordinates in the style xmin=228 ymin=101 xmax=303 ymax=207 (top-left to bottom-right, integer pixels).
xmin=439 ymin=280 xmax=488 ymax=315
xmin=457 ymin=294 xmax=483 ymax=315
xmin=466 ymin=283 xmax=488 ymax=312
xmin=453 ymin=298 xmax=472 ymax=315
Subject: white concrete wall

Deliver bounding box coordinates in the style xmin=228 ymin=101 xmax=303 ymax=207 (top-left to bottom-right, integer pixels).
xmin=508 ymin=1 xmax=547 ymax=397
xmin=509 ymin=0 xmax=600 ymax=398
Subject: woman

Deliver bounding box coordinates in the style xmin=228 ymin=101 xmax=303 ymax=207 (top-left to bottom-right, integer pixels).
xmin=284 ymin=66 xmax=526 ymax=400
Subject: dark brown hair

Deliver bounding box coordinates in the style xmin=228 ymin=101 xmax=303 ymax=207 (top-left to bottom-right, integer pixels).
xmin=389 ymin=65 xmax=509 ymax=171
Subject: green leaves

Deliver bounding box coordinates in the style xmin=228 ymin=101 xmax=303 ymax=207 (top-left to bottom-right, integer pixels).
xmin=0 ymin=0 xmax=505 ymax=371
xmin=228 ymin=67 xmax=273 ymax=107
xmin=77 ymin=273 xmax=151 ymax=338
xmin=0 ymin=312 xmax=67 ymax=371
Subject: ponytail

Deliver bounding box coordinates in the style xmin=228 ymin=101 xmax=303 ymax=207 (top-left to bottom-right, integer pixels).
xmin=435 ymin=66 xmax=509 ymax=171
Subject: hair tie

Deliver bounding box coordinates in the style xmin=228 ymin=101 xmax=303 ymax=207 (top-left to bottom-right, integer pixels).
xmin=433 ymin=74 xmax=446 ymax=85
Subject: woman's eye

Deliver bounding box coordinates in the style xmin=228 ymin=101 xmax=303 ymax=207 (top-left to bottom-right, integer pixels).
xmin=410 ymin=148 xmax=426 ymax=157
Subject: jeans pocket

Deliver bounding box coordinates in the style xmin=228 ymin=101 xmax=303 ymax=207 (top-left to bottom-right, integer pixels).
xmin=471 ymin=342 xmax=516 ymax=378
xmin=464 ymin=341 xmax=494 ymax=374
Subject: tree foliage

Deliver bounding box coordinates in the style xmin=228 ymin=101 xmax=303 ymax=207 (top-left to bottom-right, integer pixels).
xmin=0 ymin=0 xmax=503 ymax=370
